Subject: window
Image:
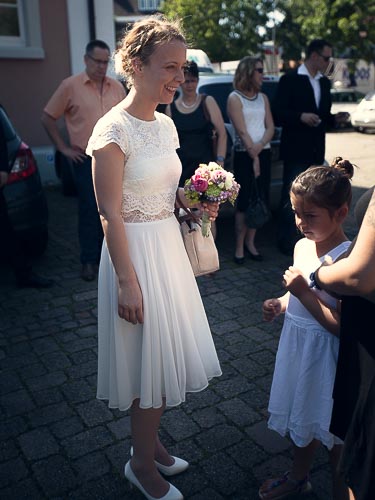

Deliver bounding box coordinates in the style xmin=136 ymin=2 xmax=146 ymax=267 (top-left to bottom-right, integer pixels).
xmin=138 ymin=0 xmax=161 ymax=12
xmin=0 ymin=0 xmax=44 ymax=58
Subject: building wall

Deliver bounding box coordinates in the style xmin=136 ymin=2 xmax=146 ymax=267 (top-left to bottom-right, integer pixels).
xmin=0 ymin=0 xmax=71 ymax=147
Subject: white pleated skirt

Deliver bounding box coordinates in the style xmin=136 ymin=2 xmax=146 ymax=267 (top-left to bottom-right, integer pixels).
xmin=96 ymin=215 xmax=222 ymax=411
xmin=268 ymin=312 xmax=343 ymax=450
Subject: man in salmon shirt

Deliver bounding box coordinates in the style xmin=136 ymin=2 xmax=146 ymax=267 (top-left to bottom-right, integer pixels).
xmin=42 ymin=40 xmax=126 ymax=281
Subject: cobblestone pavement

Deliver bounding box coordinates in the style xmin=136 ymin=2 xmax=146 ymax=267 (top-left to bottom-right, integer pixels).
xmin=0 ymin=183 xmax=369 ymax=500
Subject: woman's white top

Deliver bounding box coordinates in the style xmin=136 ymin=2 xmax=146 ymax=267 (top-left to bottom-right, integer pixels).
xmin=229 ymin=90 xmax=270 ymax=151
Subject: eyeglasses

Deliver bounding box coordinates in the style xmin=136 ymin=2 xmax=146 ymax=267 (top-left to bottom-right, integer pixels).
xmin=318 ymin=53 xmax=332 ymax=62
xmin=254 ymin=67 xmax=264 ymax=74
xmin=86 ymin=54 xmax=110 ymax=66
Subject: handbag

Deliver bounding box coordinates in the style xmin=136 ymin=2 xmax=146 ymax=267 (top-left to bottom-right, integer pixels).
xmin=245 ymin=179 xmax=271 ymax=229
xmin=175 ymin=191 xmax=220 ymax=277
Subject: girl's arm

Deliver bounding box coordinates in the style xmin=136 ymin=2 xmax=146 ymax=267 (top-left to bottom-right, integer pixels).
xmin=92 ymin=143 xmax=143 ymax=325
xmin=316 ymin=189 xmax=375 ymax=296
xmin=284 ymin=266 xmax=340 ymax=336
xmin=204 ymin=95 xmax=227 ymax=162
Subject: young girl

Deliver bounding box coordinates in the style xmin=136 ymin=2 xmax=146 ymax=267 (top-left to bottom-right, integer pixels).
xmin=259 ymin=157 xmax=355 ymax=500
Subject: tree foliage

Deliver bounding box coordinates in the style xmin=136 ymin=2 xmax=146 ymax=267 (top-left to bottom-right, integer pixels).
xmin=161 ymin=0 xmax=274 ymax=62
xmin=161 ymin=0 xmax=374 ymax=65
xmin=273 ymin=0 xmax=375 ymax=63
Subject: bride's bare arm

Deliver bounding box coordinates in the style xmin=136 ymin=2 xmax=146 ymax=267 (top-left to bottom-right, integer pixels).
xmin=316 ymin=189 xmax=375 ymax=296
xmin=92 ymin=143 xmax=143 ymax=324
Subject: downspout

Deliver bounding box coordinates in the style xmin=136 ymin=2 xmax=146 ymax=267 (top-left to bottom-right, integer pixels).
xmin=87 ymin=0 xmax=96 ymax=40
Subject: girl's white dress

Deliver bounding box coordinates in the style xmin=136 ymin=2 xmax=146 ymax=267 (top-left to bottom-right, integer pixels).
xmin=268 ymin=241 xmax=351 ymax=449
xmin=86 ymin=105 xmax=222 ymax=411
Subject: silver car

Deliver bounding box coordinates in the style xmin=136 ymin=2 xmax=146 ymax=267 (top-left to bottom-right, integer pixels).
xmin=351 ymin=91 xmax=375 ymax=132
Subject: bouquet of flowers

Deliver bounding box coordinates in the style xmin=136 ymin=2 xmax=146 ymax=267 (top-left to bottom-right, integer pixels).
xmin=184 ymin=162 xmax=240 ymax=237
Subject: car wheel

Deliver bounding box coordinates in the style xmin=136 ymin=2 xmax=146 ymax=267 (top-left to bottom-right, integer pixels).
xmin=55 ymin=151 xmax=77 ymax=196
xmin=24 ymin=227 xmax=49 ymax=257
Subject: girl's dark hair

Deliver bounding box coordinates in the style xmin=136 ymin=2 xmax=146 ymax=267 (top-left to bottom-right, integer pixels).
xmin=291 ymin=157 xmax=356 ymax=214
xmin=184 ymin=60 xmax=199 ymax=78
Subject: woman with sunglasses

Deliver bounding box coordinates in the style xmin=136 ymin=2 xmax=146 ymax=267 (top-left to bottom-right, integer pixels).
xmin=227 ymin=57 xmax=274 ymax=264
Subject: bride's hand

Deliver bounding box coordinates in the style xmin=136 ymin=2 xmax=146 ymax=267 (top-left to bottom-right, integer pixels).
xmin=118 ymin=280 xmax=144 ymax=324
xmin=201 ymin=201 xmax=219 ymax=221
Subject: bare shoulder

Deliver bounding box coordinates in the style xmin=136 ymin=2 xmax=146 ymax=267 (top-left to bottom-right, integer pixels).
xmin=364 ymin=189 xmax=375 ymax=229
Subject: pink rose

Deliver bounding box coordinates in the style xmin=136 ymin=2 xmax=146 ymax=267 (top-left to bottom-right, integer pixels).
xmin=192 ymin=177 xmax=209 ymax=192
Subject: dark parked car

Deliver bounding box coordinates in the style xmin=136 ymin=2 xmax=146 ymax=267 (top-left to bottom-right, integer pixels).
xmin=1 ymin=105 xmax=49 ymax=257
xmin=195 ymin=73 xmax=283 ymax=209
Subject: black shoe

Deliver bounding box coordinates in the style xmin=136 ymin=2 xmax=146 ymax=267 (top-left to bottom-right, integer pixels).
xmin=244 ymin=247 xmax=263 ymax=261
xmin=81 ymin=263 xmax=96 ymax=281
xmin=233 ymin=256 xmax=245 ymax=265
xmin=17 ymin=272 xmax=54 ymax=289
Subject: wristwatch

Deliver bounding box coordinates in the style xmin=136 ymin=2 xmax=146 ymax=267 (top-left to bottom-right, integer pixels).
xmin=216 ymin=155 xmax=225 ymax=162
xmin=309 ymin=270 xmax=322 ymax=290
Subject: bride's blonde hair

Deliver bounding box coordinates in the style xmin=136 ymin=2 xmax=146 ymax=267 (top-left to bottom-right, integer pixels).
xmin=115 ymin=15 xmax=186 ymax=87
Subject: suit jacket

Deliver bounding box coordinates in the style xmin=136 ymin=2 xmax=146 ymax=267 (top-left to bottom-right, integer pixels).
xmin=273 ymin=70 xmax=335 ymax=164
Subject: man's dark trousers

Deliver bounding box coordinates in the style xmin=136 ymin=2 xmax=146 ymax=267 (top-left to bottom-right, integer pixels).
xmin=73 ymin=156 xmax=103 ymax=265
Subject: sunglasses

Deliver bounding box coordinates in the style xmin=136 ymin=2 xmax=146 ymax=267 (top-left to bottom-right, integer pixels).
xmin=87 ymin=54 xmax=110 ymax=66
xmin=254 ymin=67 xmax=264 ymax=74
xmin=318 ymin=53 xmax=332 ymax=62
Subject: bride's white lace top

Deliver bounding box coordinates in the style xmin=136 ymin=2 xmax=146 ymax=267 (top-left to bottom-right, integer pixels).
xmin=86 ymin=104 xmax=181 ymax=222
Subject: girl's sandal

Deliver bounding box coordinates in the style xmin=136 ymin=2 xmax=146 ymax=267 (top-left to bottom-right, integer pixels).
xmin=258 ymin=471 xmax=312 ymax=499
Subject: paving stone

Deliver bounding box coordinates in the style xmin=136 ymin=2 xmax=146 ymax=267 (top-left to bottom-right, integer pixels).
xmin=66 ymin=359 xmax=97 ymax=379
xmin=200 ymin=451 xmax=249 ymax=496
xmin=0 ymin=371 xmax=24 ymax=395
xmin=32 ymin=454 xmax=77 ymax=497
xmin=32 ymin=386 xmax=64 ymax=406
xmin=107 ymin=415 xmax=131 ymax=439
xmin=0 ymin=439 xmax=19 ymax=461
xmin=18 ymin=428 xmax=59 ymax=460
xmin=0 ymin=416 xmax=28 ymax=440
xmin=195 ymin=424 xmax=243 ymax=453
xmin=25 ymin=371 xmax=67 ymax=392
xmin=192 ymin=406 xmax=226 ymax=429
xmin=218 ymin=398 xmax=261 ymax=427
xmin=0 ymin=351 xmax=39 ymax=370
xmin=61 ymin=379 xmax=94 ymax=403
xmin=76 ymin=399 xmax=114 ymax=426
xmin=50 ymin=416 xmax=85 ymax=439
xmin=105 ymin=441 xmax=131 ymax=473
xmin=246 ymin=421 xmax=291 ymax=454
xmin=29 ymin=401 xmax=75 ymax=427
xmin=18 ymin=362 xmax=48 ymax=379
xmin=31 ymin=337 xmax=60 ymax=354
xmin=213 ymin=375 xmax=253 ymax=398
xmin=0 ymin=456 xmax=28 ymax=487
xmin=0 ymin=477 xmax=43 ymax=500
xmin=40 ymin=351 xmax=72 ymax=371
xmin=73 ymin=451 xmax=110 ymax=481
xmin=0 ymin=389 xmax=35 ymax=417
xmin=62 ymin=426 xmax=114 ymax=459
xmin=161 ymin=408 xmax=200 ymax=441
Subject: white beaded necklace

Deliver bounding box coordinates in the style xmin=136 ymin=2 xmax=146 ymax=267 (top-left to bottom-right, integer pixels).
xmin=180 ymin=95 xmax=199 ymax=109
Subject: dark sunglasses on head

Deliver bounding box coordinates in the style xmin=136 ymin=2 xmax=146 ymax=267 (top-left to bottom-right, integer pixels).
xmin=254 ymin=67 xmax=264 ymax=74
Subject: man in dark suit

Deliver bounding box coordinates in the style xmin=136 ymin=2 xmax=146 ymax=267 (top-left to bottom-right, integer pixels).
xmin=273 ymin=39 xmax=349 ymax=255
xmin=0 ymin=116 xmax=53 ymax=288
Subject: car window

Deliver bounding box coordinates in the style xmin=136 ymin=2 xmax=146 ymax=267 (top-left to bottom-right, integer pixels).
xmin=0 ymin=106 xmax=21 ymax=165
xmin=198 ymin=82 xmax=234 ymax=122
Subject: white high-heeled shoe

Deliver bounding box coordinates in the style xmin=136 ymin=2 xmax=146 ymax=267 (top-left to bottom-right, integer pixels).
xmin=124 ymin=461 xmax=183 ymax=500
xmin=130 ymin=446 xmax=189 ymax=476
